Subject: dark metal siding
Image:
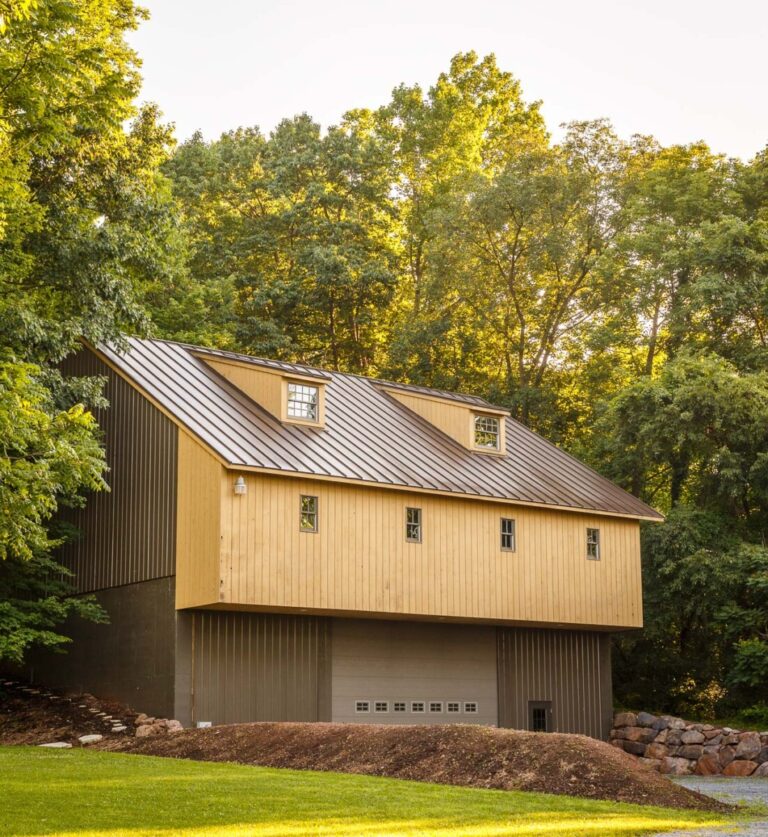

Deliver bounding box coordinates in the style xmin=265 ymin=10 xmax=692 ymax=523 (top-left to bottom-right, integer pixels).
xmin=497 ymin=627 xmax=613 ymax=739
xmin=190 ymin=611 xmax=331 ymax=725
xmin=95 ymin=338 xmax=661 ymax=520
xmin=23 ymin=578 xmax=177 ymax=718
xmin=59 ymin=349 xmax=178 ymax=592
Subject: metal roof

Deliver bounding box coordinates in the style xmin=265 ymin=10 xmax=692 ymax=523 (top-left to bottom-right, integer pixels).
xmin=93 ymin=338 xmax=663 ymax=520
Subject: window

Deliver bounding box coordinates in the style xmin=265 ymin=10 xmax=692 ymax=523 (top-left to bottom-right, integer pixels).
xmin=529 ymin=700 xmax=552 ymax=732
xmin=429 ymin=701 xmax=443 ymax=713
xmin=406 ymin=507 xmax=422 ymax=542
xmin=355 ymin=701 xmax=370 ymax=713
xmin=447 ymin=702 xmax=460 ymax=713
xmin=374 ymin=701 xmax=388 ymax=713
xmin=300 ymin=495 xmax=318 ymax=532
xmin=586 ymin=527 xmax=600 ymax=560
xmin=393 ymin=702 xmax=406 ymax=712
xmin=474 ymin=415 xmax=500 ymax=449
xmin=501 ymin=518 xmax=516 ymax=551
xmin=411 ymin=701 xmax=425 ymax=713
xmin=287 ymin=383 xmax=319 ymax=421
xmin=463 ymin=702 xmax=478 ymax=714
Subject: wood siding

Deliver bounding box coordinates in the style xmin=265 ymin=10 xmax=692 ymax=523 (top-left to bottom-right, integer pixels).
xmin=188 ymin=611 xmax=331 ymax=725
xmin=176 ymin=432 xmax=223 ymax=608
xmin=497 ymin=627 xmax=613 ymax=739
xmin=59 ymin=350 xmax=177 ymax=592
xmin=384 ymin=388 xmax=507 ymax=452
xmin=210 ymin=472 xmax=642 ymax=629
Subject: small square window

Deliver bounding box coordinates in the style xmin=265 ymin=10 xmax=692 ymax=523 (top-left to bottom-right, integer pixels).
xmin=463 ymin=702 xmax=478 ymax=714
xmin=529 ymin=700 xmax=552 ymax=732
xmin=474 ymin=415 xmax=500 ymax=449
xmin=374 ymin=701 xmax=388 ymax=713
xmin=447 ymin=701 xmax=460 ymax=713
xmin=355 ymin=700 xmax=370 ymax=713
xmin=501 ymin=518 xmax=516 ymax=551
xmin=411 ymin=701 xmax=425 ymax=713
xmin=429 ymin=701 xmax=443 ymax=713
xmin=587 ymin=527 xmax=600 ymax=560
xmin=300 ymin=495 xmax=318 ymax=532
xmin=406 ymin=507 xmax=422 ymax=543
xmin=393 ymin=702 xmax=406 ymax=712
xmin=287 ymin=382 xmax=319 ymax=421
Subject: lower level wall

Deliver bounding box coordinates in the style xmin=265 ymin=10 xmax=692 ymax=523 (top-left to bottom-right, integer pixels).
xmin=331 ymin=619 xmax=498 ymax=725
xmin=188 ymin=610 xmax=331 ymax=726
xmin=22 ymin=577 xmax=177 ymax=719
xmin=497 ymin=627 xmax=612 ymax=739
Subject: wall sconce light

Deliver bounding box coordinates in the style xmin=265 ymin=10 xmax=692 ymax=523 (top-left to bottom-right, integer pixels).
xmin=233 ymin=476 xmax=247 ymax=496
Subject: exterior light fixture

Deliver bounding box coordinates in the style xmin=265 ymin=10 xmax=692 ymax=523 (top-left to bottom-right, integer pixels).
xmin=233 ymin=476 xmax=247 ymax=496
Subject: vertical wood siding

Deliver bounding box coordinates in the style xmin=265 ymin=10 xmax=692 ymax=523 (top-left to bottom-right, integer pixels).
xmin=176 ymin=431 xmax=222 ymax=608
xmin=59 ymin=350 xmax=177 ymax=592
xmin=214 ymin=472 xmax=642 ymax=628
xmin=497 ymin=627 xmax=613 ymax=739
xmin=190 ymin=611 xmax=331 ymax=724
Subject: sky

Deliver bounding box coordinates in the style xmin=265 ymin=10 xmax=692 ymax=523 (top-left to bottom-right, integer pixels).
xmin=128 ymin=0 xmax=768 ymax=160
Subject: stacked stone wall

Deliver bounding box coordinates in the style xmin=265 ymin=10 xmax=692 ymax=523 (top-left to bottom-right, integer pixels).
xmin=610 ymin=711 xmax=768 ymax=776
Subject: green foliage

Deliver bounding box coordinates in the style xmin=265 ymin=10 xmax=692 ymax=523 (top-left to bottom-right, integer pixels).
xmin=0 ymin=1 xmax=180 ymax=663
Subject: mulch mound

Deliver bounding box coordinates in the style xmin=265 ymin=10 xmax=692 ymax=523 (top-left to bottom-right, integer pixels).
xmin=106 ymin=721 xmax=728 ymax=812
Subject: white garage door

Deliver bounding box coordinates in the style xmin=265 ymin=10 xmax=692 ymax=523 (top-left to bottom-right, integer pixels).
xmin=331 ymin=618 xmax=498 ymax=726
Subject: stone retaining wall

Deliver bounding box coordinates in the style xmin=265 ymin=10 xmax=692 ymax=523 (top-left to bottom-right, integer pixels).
xmin=610 ymin=711 xmax=768 ymax=776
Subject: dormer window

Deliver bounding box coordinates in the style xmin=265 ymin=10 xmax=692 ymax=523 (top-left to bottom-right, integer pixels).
xmin=474 ymin=415 xmax=500 ymax=450
xmin=287 ymin=383 xmax=319 ymax=421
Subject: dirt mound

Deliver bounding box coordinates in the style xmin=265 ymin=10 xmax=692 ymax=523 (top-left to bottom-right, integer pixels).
xmin=109 ymin=721 xmax=727 ymax=811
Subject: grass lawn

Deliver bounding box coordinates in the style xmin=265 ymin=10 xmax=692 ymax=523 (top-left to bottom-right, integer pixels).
xmin=0 ymin=746 xmax=737 ymax=837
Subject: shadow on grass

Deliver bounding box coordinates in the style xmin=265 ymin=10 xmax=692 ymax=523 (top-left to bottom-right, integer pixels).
xmin=1 ymin=747 xmax=732 ymax=837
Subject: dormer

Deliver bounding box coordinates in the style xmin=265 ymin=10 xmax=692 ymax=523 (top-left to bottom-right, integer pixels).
xmin=196 ymin=352 xmax=329 ymax=428
xmin=381 ymin=386 xmax=509 ymax=455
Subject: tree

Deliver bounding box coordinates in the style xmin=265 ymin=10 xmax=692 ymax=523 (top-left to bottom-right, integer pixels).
xmin=0 ymin=0 xmax=181 ymax=661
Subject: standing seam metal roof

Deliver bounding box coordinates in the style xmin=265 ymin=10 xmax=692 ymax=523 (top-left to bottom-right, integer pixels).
xmin=94 ymin=338 xmax=663 ymax=520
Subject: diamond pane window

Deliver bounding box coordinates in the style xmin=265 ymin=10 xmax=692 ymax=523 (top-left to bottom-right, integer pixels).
xmin=474 ymin=415 xmax=500 ymax=449
xmin=287 ymin=383 xmax=319 ymax=421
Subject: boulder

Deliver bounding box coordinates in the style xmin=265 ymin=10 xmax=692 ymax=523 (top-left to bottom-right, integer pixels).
xmin=622 ymin=740 xmax=647 ymax=757
xmin=654 ymin=728 xmax=669 ymax=744
xmin=718 ymin=746 xmax=736 ymax=768
xmin=613 ymin=712 xmax=637 ymax=728
xmin=666 ymin=730 xmax=683 ymax=747
xmin=703 ymin=730 xmax=722 ymax=742
xmin=736 ymin=732 xmax=762 ymax=761
xmin=38 ymin=742 xmax=72 ymax=748
xmin=166 ymin=720 xmax=184 ymax=733
xmin=723 ymin=760 xmax=758 ymax=777
xmin=667 ymin=717 xmax=686 ymax=730
xmin=78 ymin=734 xmax=103 ymax=745
xmin=678 ymin=745 xmax=704 ymax=760
xmin=135 ymin=724 xmax=162 ymax=738
xmin=611 ymin=728 xmax=628 ymax=740
xmin=636 ymin=711 xmax=657 ymax=727
xmin=111 ymin=725 xmax=127 ymax=733
xmin=754 ymin=762 xmax=768 ymax=777
xmin=646 ymin=743 xmax=669 ymax=759
xmin=660 ymin=757 xmax=693 ymax=776
xmin=680 ymin=729 xmax=705 ymax=745
xmin=638 ymin=757 xmax=661 ymax=772
xmin=624 ymin=726 xmax=656 ymax=744
xmin=134 ymin=713 xmax=152 ymax=726
xmin=695 ymin=755 xmax=721 ymax=775
xmin=652 ymin=716 xmax=671 ymax=731
xmin=609 ymin=738 xmax=624 ymax=749
xmin=757 ymin=746 xmax=768 ymax=764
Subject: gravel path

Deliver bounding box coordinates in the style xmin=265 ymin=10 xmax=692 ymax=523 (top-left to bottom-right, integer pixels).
xmin=653 ymin=778 xmax=768 ymax=836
